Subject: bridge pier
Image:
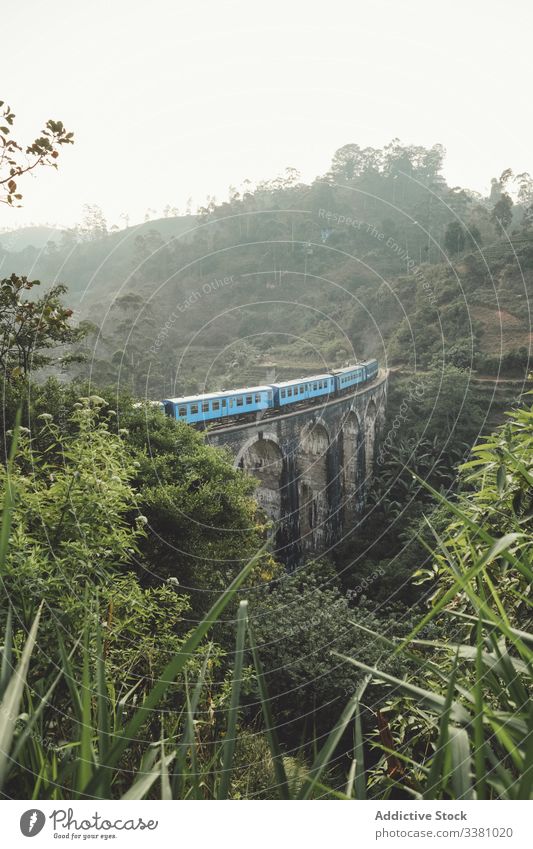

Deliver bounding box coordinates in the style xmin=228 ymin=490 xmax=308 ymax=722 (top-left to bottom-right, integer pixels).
xmin=208 ymin=370 xmax=388 ymax=566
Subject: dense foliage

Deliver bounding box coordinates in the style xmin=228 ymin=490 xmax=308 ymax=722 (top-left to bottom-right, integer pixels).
xmin=347 ymin=401 xmax=533 ymax=800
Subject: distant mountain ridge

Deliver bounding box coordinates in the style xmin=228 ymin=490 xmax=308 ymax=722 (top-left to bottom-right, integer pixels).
xmin=0 ymin=225 xmax=67 ymax=253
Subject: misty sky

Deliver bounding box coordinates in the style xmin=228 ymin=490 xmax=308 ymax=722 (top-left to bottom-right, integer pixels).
xmin=1 ymin=0 xmax=532 ymax=230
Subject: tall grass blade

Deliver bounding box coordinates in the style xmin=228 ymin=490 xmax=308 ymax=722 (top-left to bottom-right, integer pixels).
xmin=424 ymin=652 xmax=459 ymax=799
xmin=0 ymin=607 xmax=13 ymax=700
xmin=76 ymin=619 xmax=94 ymax=796
xmin=95 ymin=617 xmax=111 ymax=796
xmin=449 ymin=727 xmax=474 ymax=800
xmin=473 ymin=617 xmax=486 ymax=800
xmin=160 ymin=722 xmax=172 ymax=800
xmin=247 ymin=622 xmax=290 ymax=799
xmin=0 ymin=602 xmax=42 ymax=791
xmin=353 ymin=698 xmax=367 ymax=800
xmin=0 ymin=409 xmax=21 ymax=573
xmin=171 ymin=651 xmax=212 ymax=799
xmin=219 ymin=600 xmax=247 ymax=800
xmin=57 ymin=632 xmax=83 ymax=721
xmin=516 ymin=705 xmax=533 ymax=800
xmin=121 ymin=752 xmax=175 ymax=800
xmin=298 ymin=673 xmax=371 ymax=800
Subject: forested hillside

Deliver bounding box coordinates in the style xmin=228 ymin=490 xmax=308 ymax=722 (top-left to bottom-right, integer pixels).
xmin=1 ymin=141 xmax=531 ymax=401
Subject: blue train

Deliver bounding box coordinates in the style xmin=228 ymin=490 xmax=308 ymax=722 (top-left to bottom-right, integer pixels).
xmin=162 ymin=358 xmax=379 ymax=426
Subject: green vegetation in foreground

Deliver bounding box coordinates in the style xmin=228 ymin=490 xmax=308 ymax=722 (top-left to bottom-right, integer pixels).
xmin=0 ymin=396 xmax=532 ymax=799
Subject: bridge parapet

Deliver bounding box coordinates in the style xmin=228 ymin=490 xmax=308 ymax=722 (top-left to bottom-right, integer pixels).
xmin=206 ymin=370 xmax=388 ymax=566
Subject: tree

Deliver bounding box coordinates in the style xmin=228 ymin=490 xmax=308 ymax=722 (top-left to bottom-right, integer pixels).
xmin=489 ymin=177 xmax=502 ymax=204
xmin=79 ymin=203 xmax=108 ymax=240
xmin=0 ymin=274 xmax=85 ymax=381
xmin=0 ymin=100 xmax=73 ymax=206
xmin=252 ymin=563 xmax=407 ymax=736
xmin=464 ymin=223 xmax=482 ymax=249
xmin=491 ymin=193 xmax=513 ymax=229
xmin=514 ymin=172 xmax=533 ymax=228
xmin=118 ymin=400 xmax=277 ymax=614
xmin=444 ymin=221 xmax=465 ymax=255
xmin=329 ymin=143 xmax=365 ymax=180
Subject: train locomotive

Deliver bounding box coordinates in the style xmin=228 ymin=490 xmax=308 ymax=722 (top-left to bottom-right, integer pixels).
xmin=162 ymin=358 xmax=378 ymax=427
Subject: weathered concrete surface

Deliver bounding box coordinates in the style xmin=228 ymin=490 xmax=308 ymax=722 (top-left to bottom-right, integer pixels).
xmin=207 ymin=370 xmax=388 ymax=566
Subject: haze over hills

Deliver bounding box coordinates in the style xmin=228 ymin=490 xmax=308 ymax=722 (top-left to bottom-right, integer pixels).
xmin=0 ymin=225 xmax=67 ymax=252
xmin=1 ymin=141 xmax=531 ymax=402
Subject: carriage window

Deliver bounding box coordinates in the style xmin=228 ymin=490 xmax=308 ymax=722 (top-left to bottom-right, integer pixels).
xmin=222 ymin=398 xmax=227 ymax=406
xmin=255 ymin=394 xmax=261 ymax=403
xmin=202 ymin=402 xmax=209 ymax=412
xmin=212 ymin=401 xmax=220 ymax=411
xmin=190 ymin=404 xmax=198 ymax=414
xmin=246 ymin=395 xmax=252 ymax=404
xmin=281 ymin=389 xmax=286 ymax=398
xmin=299 ymin=385 xmax=304 ymax=394
xmin=313 ymin=382 xmax=317 ymax=390
xmin=287 ymin=388 xmax=293 ymax=397
xmin=178 ymin=406 xmax=186 ymax=416
xmin=236 ymin=397 xmax=243 ymax=407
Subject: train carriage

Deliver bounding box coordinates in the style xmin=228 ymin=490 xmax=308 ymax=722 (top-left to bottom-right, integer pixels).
xmin=361 ymin=359 xmax=379 ymax=382
xmin=332 ymin=364 xmax=365 ymax=393
xmin=163 ymin=385 xmax=273 ymax=425
xmin=270 ymin=374 xmax=335 ymax=408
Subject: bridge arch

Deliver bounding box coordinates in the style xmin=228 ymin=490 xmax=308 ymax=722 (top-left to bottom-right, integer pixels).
xmin=342 ymin=409 xmax=362 ymax=525
xmin=236 ymin=435 xmax=284 ymax=526
xmin=234 ymin=432 xmax=283 ymax=468
xmin=364 ymin=398 xmax=378 ymax=477
xmin=297 ymin=420 xmax=330 ymax=552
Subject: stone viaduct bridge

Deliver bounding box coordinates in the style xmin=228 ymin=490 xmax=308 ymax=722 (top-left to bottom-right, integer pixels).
xmin=207 ymin=370 xmax=388 ymax=567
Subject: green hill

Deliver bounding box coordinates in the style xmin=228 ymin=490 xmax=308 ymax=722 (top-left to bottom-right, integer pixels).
xmin=1 ymin=142 xmax=531 ymax=399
